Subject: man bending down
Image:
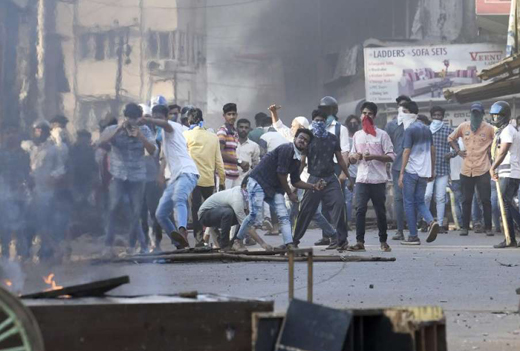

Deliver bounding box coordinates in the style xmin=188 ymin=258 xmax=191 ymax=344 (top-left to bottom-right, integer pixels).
xmin=198 ymin=176 xmax=272 ymax=251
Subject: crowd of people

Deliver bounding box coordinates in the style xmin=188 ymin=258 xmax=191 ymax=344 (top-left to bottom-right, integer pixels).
xmin=1 ymin=92 xmax=519 ymax=262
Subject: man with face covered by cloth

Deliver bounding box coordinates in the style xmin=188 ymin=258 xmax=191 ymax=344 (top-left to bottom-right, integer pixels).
xmin=349 ymin=102 xmax=395 ymax=252
xmin=449 ymin=102 xmax=495 ymax=236
xmin=292 ymin=110 xmax=352 ymax=250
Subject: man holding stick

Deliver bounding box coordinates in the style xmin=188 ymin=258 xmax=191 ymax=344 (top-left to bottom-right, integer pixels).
xmin=489 ymin=101 xmax=520 ymax=248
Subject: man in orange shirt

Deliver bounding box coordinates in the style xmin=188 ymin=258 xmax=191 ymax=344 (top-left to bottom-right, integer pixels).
xmin=448 ymin=102 xmax=494 ymax=236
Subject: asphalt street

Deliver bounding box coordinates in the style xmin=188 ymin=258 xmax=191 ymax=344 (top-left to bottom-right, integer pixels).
xmin=14 ymin=228 xmax=520 ymax=351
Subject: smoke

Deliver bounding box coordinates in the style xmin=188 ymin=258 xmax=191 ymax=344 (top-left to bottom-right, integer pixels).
xmin=206 ymin=0 xmax=322 ymax=126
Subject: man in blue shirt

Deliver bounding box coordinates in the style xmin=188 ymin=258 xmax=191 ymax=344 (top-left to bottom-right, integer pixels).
xmin=398 ymin=101 xmax=439 ymax=245
xmin=385 ymin=95 xmax=412 ymax=241
xmin=99 ymin=103 xmax=157 ymax=255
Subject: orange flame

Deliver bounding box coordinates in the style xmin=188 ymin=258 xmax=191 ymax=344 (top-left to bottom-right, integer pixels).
xmin=3 ymin=280 xmax=12 ymax=287
xmin=43 ymin=274 xmax=63 ymax=291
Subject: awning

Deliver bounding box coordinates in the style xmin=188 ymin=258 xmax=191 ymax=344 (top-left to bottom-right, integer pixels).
xmin=443 ymin=77 xmax=520 ymax=104
xmin=479 ymin=54 xmax=520 ymax=80
xmin=442 ymin=0 xmax=520 ymax=103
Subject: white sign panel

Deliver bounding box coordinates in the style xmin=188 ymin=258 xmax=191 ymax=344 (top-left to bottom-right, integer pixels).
xmin=364 ymin=44 xmax=505 ymax=103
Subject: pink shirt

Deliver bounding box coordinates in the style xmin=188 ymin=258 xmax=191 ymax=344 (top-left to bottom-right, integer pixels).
xmin=351 ymin=128 xmax=395 ymax=184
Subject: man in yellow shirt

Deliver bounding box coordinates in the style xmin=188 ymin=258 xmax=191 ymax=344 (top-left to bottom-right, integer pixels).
xmin=184 ymin=108 xmax=226 ymax=246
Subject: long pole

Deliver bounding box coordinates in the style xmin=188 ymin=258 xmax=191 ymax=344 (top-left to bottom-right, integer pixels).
xmin=495 ymin=180 xmax=512 ymax=245
xmin=36 ymin=0 xmax=46 ymax=120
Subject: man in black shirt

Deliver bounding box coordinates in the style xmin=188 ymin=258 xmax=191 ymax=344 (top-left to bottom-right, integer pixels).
xmin=232 ymin=129 xmax=324 ymax=250
xmin=293 ymin=110 xmax=352 ymax=249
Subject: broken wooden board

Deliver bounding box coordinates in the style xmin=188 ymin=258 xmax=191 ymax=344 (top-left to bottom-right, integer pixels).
xmin=21 ymin=276 xmax=130 ymax=299
xmin=23 ymin=294 xmax=273 ymax=351
xmin=96 ymin=253 xmax=396 ymax=264
xmin=253 ymin=306 xmax=447 ymax=351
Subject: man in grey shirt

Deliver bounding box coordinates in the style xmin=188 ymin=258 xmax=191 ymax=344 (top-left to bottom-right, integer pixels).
xmin=198 ymin=177 xmax=271 ymax=251
xmin=99 ymin=103 xmax=157 ymax=255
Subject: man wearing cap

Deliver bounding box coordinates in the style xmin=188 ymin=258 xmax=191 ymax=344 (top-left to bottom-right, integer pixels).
xmin=217 ymin=103 xmax=249 ymax=189
xmin=184 ymin=108 xmax=226 ymax=246
xmin=448 ymin=102 xmax=495 ymax=236
xmin=385 ymin=95 xmax=412 ymax=241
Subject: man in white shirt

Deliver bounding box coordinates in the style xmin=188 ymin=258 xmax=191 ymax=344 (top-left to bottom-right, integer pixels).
xmin=139 ymin=105 xmax=199 ymax=249
xmin=198 ymin=178 xmax=271 ymax=251
xmin=489 ymin=101 xmax=520 ymax=248
xmin=259 ymin=125 xmax=289 ymax=156
xmin=236 ymin=119 xmax=260 ymax=182
xmin=449 ymin=138 xmax=464 ymax=230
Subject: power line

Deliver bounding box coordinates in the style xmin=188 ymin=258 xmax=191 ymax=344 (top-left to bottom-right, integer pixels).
xmin=83 ymin=0 xmax=264 ymax=10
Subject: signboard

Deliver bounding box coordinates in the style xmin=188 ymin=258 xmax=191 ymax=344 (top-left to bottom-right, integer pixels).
xmin=476 ymin=0 xmax=511 ymax=16
xmin=364 ymin=43 xmax=505 ymax=104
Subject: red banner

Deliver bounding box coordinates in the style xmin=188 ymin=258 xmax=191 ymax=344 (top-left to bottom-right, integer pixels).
xmin=476 ymin=0 xmax=511 ymax=15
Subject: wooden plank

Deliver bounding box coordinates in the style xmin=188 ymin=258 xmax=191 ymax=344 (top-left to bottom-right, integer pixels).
xmin=102 ymin=253 xmax=396 ymax=264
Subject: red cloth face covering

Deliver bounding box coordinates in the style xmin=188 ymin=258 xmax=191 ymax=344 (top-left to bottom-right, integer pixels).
xmin=362 ymin=116 xmax=376 ymax=136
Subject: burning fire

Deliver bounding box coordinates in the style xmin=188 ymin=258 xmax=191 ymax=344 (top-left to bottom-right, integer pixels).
xmin=43 ymin=274 xmax=63 ymax=291
xmin=3 ymin=279 xmax=12 ymax=288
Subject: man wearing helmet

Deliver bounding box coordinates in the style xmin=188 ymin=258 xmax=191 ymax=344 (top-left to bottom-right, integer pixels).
xmin=315 ymin=96 xmax=350 ymax=246
xmin=489 ymin=101 xmax=520 ymax=248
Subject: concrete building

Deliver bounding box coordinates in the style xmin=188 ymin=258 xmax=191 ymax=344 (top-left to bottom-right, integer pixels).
xmin=0 ymin=0 xmax=207 ymax=133
xmin=57 ymin=0 xmax=207 ymax=132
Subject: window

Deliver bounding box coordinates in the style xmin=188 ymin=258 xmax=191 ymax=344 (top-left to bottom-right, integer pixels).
xmin=146 ymin=30 xmax=206 ymax=66
xmin=79 ymin=30 xmax=127 ymax=61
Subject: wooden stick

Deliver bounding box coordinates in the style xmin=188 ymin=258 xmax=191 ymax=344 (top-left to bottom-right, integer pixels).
xmin=495 ymin=180 xmax=512 ymax=245
xmin=102 ymin=253 xmax=396 ymax=264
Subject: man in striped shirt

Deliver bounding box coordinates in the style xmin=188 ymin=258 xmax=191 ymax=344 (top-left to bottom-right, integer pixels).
xmin=217 ymin=103 xmax=249 ymax=189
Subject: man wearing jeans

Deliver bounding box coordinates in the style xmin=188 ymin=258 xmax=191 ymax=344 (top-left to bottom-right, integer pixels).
xmin=140 ymin=105 xmax=199 ymax=249
xmin=449 ymin=138 xmax=464 ymax=229
xmin=232 ymin=129 xmax=323 ymax=251
xmin=425 ymin=106 xmax=453 ymax=233
xmin=344 ymin=115 xmax=361 ymax=226
xmin=385 ymin=95 xmax=412 ymax=241
xmin=349 ymin=102 xmax=395 ymax=252
xmin=398 ymin=101 xmax=439 ymax=245
xmin=489 ymin=101 xmax=520 ymax=248
xmin=448 ymin=102 xmax=494 ymax=236
xmin=99 ymin=103 xmax=157 ymax=255
xmin=184 ymin=108 xmax=226 ymax=246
